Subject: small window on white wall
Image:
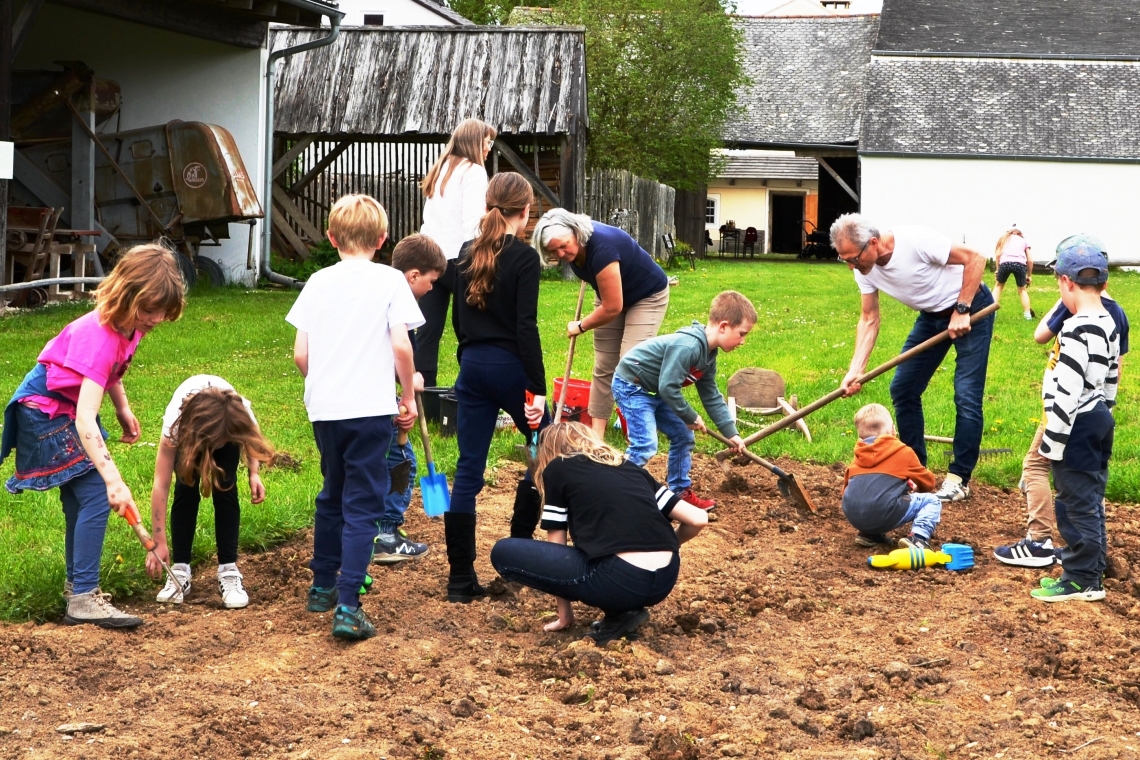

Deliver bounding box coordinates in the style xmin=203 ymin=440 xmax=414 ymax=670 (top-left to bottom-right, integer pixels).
xmin=363 ymin=13 xmax=384 ymax=25
xmin=706 ymin=196 xmax=719 ymax=225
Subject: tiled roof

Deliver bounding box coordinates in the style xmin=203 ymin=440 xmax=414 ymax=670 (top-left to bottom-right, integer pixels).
xmin=716 ymin=154 xmax=819 ymax=179
xmin=862 ymin=57 xmax=1140 ymax=159
xmin=725 ymin=15 xmax=880 ymax=147
xmin=876 ymin=0 xmax=1140 ymax=57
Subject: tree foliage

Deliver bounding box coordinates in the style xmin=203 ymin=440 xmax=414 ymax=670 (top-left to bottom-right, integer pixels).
xmin=552 ymin=0 xmax=744 ymax=190
xmin=447 ymin=0 xmax=531 ymax=25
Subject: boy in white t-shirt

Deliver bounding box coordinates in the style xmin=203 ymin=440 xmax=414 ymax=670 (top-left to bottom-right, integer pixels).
xmin=286 ymin=194 xmax=422 ymax=641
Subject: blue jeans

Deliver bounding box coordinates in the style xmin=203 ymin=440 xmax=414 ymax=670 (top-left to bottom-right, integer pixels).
xmin=311 ymin=416 xmax=393 ymax=608
xmin=381 ymin=423 xmax=417 ymax=532
xmin=490 ymin=537 xmax=679 ymax=615
xmin=452 ymin=345 xmax=550 ymax=515
xmin=60 ymin=469 xmax=112 ymax=595
xmin=844 ymin=491 xmax=942 ymax=540
xmin=611 ymin=375 xmax=694 ymax=492
xmin=889 ymin=285 xmax=994 ymax=483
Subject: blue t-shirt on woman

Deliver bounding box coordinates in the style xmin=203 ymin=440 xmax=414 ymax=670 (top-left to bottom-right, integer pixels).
xmin=570 ymin=222 xmax=668 ymax=308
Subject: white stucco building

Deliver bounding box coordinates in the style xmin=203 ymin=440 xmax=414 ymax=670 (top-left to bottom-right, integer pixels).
xmin=324 ymin=0 xmax=471 ymax=26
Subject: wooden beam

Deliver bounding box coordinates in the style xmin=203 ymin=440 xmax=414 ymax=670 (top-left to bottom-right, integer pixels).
xmin=272 ymin=183 xmax=323 ymax=245
xmin=494 ymin=138 xmax=560 ymax=209
xmin=816 ymin=157 xmax=859 ymax=203
xmin=13 ymin=150 xmax=118 ymax=255
xmin=51 ymin=0 xmax=267 ymax=49
xmin=0 ymin=0 xmax=9 ymax=305
xmin=270 ymin=203 xmax=312 ymax=261
xmin=272 ymin=135 xmax=315 ymax=180
xmin=288 ymin=140 xmax=350 ymax=195
xmin=10 ymin=0 xmax=42 ymax=62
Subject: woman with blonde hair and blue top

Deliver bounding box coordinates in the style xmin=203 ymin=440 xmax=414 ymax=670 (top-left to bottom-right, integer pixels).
xmin=1 ymin=244 xmax=185 ymax=628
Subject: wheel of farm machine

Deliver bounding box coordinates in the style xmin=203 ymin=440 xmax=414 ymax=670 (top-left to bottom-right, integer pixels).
xmin=174 ymin=250 xmax=197 ymax=291
xmin=195 ymin=256 xmax=225 ymax=288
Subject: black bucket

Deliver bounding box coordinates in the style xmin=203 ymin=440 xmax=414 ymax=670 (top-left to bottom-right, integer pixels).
xmin=439 ymin=393 xmax=458 ymax=437
xmin=421 ymin=386 xmax=452 ymax=424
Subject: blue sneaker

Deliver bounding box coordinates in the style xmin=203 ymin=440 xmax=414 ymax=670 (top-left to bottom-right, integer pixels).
xmin=994 ymin=536 xmax=1056 ymax=568
xmin=331 ymin=604 xmax=377 ymax=640
xmin=307 ymin=586 xmax=336 ymax=613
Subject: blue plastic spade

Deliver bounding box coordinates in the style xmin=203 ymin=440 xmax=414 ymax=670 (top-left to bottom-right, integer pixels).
xmin=416 ymin=391 xmax=450 ymax=517
xmin=940 ymin=543 xmax=975 ymax=572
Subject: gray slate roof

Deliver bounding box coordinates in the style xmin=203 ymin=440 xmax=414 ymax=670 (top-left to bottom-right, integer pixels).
xmin=725 ymin=15 xmax=880 ymax=147
xmin=876 ymin=0 xmax=1140 ymax=58
xmin=862 ymin=57 xmax=1140 ymax=160
xmin=271 ymin=27 xmax=586 ymax=137
xmin=406 ymin=0 xmax=474 ymax=26
xmin=716 ymin=155 xmax=818 ymax=180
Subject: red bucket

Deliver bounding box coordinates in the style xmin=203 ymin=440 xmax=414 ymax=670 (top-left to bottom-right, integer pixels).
xmin=553 ymin=377 xmax=592 ymax=426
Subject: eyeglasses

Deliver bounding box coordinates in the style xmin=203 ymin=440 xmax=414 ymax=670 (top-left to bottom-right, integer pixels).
xmin=839 ymin=239 xmax=872 ymax=263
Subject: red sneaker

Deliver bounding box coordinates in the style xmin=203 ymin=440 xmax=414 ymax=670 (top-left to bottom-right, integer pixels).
xmin=678 ymin=488 xmax=716 ymax=511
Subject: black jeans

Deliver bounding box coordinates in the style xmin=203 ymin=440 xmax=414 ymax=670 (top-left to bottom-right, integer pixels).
xmin=490 ymin=537 xmax=679 ymax=615
xmin=170 ymin=442 xmax=241 ymax=565
xmin=1053 ymin=403 xmax=1114 ymax=588
xmin=412 ymin=258 xmax=458 ymax=384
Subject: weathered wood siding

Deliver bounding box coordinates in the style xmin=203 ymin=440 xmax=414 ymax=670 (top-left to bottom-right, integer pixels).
xmin=586 ymin=170 xmax=676 ymax=261
xmin=271 ymin=27 xmax=587 ymax=138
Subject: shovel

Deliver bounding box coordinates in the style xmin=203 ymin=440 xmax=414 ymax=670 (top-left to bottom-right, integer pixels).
xmin=555 ymin=280 xmax=589 ymax=421
xmin=389 ymin=405 xmax=412 ymax=494
xmin=704 ymin=428 xmax=817 ymax=514
xmin=716 ymin=302 xmax=1000 ymax=463
xmin=415 ymin=391 xmax=450 ymax=517
xmin=122 ymin=502 xmax=186 ymax=598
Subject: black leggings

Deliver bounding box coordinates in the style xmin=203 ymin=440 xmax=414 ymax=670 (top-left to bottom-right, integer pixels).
xmin=412 ymin=258 xmax=458 ymax=385
xmin=170 ymin=442 xmax=241 ymax=565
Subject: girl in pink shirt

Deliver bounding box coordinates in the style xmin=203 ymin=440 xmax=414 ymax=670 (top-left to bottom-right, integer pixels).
xmin=1 ymin=245 xmax=185 ymax=628
xmin=994 ymin=227 xmax=1034 ymax=319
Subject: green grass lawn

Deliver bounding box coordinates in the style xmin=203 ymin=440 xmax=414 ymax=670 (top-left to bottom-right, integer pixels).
xmin=1 ymin=261 xmax=1136 ymax=621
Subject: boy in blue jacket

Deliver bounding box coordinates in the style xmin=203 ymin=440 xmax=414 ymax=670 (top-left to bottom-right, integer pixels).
xmin=612 ymin=291 xmax=753 ymax=510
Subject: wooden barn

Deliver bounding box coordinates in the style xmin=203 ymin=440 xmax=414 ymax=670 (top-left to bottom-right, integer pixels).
xmin=268 ymin=26 xmax=588 ymax=260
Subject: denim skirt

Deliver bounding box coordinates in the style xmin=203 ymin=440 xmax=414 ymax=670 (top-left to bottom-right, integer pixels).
xmin=4 ymin=402 xmax=101 ymax=494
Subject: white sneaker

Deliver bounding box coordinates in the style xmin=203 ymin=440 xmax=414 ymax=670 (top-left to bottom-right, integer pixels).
xmin=218 ymin=563 xmax=249 ymax=609
xmin=934 ymin=474 xmax=970 ymax=502
xmin=156 ymin=563 xmax=192 ymax=604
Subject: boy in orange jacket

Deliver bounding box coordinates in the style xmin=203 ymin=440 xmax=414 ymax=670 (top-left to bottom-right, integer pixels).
xmin=842 ymin=403 xmax=940 ymax=550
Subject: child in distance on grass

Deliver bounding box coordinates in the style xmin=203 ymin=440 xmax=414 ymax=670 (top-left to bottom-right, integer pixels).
xmin=376 ymin=234 xmax=447 ymax=563
xmin=286 ymin=194 xmax=422 ymax=640
xmin=0 ymin=244 xmax=185 ymax=628
xmin=146 ymin=376 xmax=275 ymax=608
xmin=1028 ymin=241 xmax=1119 ymax=603
xmin=994 ymin=234 xmax=1129 ymax=569
xmin=611 ymin=291 xmax=751 ymax=511
xmin=841 ymin=403 xmax=940 ymax=550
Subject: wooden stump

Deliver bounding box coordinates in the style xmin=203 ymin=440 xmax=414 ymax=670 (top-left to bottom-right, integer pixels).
xmin=727 ymin=368 xmax=786 ymax=409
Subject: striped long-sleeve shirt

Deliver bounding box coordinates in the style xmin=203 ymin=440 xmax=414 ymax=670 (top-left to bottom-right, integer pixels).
xmin=1040 ymin=311 xmax=1120 ymax=461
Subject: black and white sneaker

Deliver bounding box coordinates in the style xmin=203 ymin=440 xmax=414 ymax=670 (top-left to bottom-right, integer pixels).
xmin=374 ymin=531 xmax=430 ymax=564
xmin=994 ymin=536 xmax=1056 ymax=568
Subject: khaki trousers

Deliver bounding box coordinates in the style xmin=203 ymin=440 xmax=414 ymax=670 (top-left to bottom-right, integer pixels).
xmin=1022 ymin=423 xmax=1055 ymax=541
xmin=588 ymin=287 xmax=670 ymax=421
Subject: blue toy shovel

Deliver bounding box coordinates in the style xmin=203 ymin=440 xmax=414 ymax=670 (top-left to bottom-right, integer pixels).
xmin=416 ymin=391 xmax=450 ymax=517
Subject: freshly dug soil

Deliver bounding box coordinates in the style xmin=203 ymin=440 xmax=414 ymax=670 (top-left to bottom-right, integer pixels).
xmin=3 ymin=455 xmax=1140 ymax=760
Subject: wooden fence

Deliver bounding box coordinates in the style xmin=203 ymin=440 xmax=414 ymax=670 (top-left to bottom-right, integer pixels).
xmin=586 ymin=170 xmax=676 ymax=260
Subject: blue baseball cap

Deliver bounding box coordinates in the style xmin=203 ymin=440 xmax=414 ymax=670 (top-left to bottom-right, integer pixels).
xmin=1055 ymin=233 xmax=1107 ymax=255
xmin=1051 ymin=238 xmax=1108 ymax=286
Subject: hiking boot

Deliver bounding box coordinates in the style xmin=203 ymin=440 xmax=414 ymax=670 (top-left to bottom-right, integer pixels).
xmin=994 ymin=536 xmax=1056 ymax=568
xmin=64 ymin=580 xmax=73 ymax=600
xmin=331 ymin=604 xmax=377 ymax=641
xmin=374 ymin=532 xmax=430 ymax=564
xmin=156 ymin=562 xmax=192 ymax=604
xmin=677 ymin=488 xmax=716 ymax=511
xmin=307 ymin=585 xmax=337 ymax=613
xmin=588 ymin=608 xmax=650 ymax=646
xmin=934 ymin=474 xmax=970 ymax=502
xmin=854 ymin=532 xmax=892 ymax=548
xmin=898 ymin=534 xmax=930 ymax=551
xmin=63 ymin=588 xmax=144 ymax=629
xmin=1030 ymin=579 xmax=1105 ymax=603
xmin=217 ymin=563 xmax=249 ymax=609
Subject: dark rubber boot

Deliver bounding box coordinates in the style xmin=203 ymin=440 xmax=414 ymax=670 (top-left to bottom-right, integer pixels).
xmin=509 ymin=479 xmax=542 ymax=539
xmin=444 ymin=512 xmax=487 ymax=603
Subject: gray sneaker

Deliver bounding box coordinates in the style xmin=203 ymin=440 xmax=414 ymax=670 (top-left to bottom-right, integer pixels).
xmin=156 ymin=563 xmax=192 ymax=604
xmin=374 ymin=531 xmax=430 ymax=564
xmin=63 ymin=588 xmax=144 ymax=629
xmin=934 ymin=474 xmax=970 ymax=502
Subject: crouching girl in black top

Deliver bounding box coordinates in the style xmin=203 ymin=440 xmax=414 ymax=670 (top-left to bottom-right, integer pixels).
xmin=490 ymin=422 xmax=707 ymax=644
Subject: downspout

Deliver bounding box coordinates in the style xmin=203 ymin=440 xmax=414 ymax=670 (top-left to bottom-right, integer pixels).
xmin=261 ymin=3 xmax=343 ymax=289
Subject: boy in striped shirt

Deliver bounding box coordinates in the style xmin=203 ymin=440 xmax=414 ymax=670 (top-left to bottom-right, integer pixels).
xmin=1031 ymin=241 xmax=1120 ymax=602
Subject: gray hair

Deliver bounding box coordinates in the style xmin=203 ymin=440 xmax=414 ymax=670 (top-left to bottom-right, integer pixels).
xmin=829 ymin=212 xmax=879 ymax=250
xmin=533 ymin=208 xmax=595 ymax=257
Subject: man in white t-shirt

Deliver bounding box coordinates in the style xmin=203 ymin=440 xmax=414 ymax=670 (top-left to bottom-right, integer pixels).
xmin=829 ymin=213 xmax=995 ymax=503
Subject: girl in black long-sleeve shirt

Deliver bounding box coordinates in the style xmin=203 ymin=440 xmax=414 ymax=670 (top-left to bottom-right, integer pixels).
xmin=445 ymin=172 xmax=550 ymax=603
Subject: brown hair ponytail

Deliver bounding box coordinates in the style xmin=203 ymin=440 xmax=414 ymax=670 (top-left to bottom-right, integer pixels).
xmin=463 ymin=173 xmax=534 ymax=310
xmin=422 ymin=118 xmax=496 ymax=199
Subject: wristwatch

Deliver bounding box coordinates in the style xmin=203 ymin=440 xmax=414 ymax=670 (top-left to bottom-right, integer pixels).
xmin=576 ymin=320 xmax=587 ymax=333
xmin=954 ymin=302 xmax=970 ymax=315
